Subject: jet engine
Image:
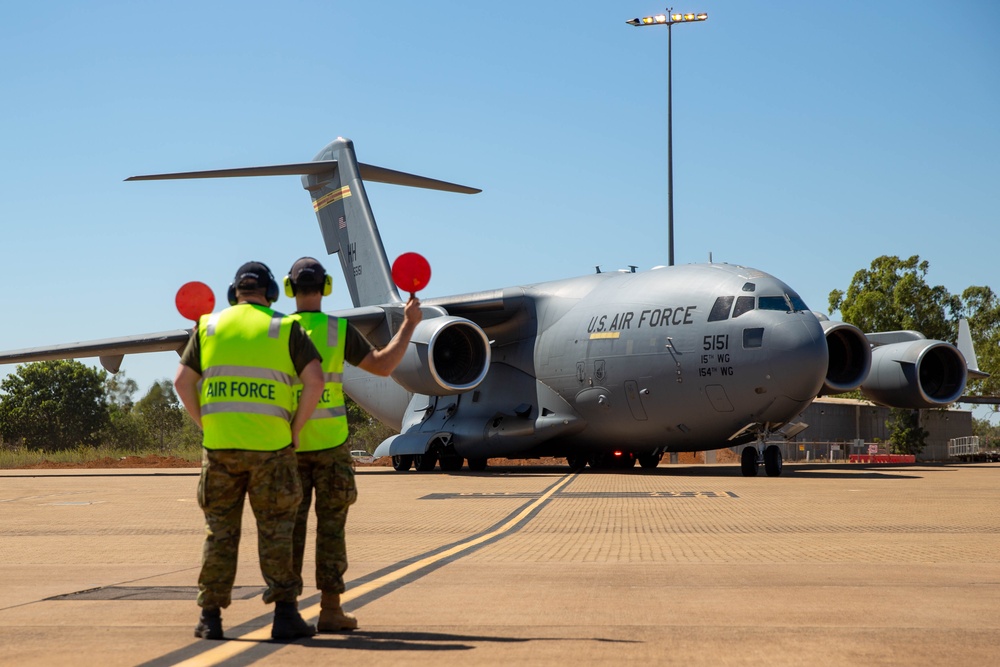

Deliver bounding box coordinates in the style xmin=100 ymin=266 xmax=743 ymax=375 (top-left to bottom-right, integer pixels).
xmin=390 ymin=316 xmax=491 ymax=396
xmin=819 ymin=320 xmax=872 ymax=395
xmin=859 ymin=340 xmax=967 ymax=408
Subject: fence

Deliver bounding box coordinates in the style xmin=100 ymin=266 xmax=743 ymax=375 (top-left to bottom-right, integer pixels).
xmin=761 ymin=440 xmax=871 ymax=463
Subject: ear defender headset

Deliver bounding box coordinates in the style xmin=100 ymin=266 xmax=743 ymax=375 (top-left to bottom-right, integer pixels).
xmin=227 ymin=263 xmax=280 ymax=306
xmin=283 ymin=264 xmax=333 ymax=297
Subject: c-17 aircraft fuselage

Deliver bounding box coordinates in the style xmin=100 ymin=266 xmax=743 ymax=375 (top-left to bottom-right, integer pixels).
xmin=348 ymin=264 xmax=830 ymax=472
xmin=0 ymin=137 xmax=981 ymax=476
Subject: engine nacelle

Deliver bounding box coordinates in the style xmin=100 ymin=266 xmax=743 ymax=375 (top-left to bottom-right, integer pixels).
xmin=390 ymin=316 xmax=491 ymax=396
xmin=820 ymin=320 xmax=872 ymax=395
xmin=860 ymin=340 xmax=967 ymax=408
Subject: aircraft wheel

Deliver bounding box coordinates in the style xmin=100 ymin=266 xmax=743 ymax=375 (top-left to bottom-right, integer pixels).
xmin=638 ymin=453 xmax=662 ymax=469
xmin=566 ymin=453 xmax=588 ymax=471
xmin=392 ymin=455 xmax=413 ymax=472
xmin=740 ymin=447 xmax=759 ymax=477
xmin=764 ymin=445 xmax=783 ymax=477
xmin=467 ymin=457 xmax=488 ymax=472
xmin=439 ymin=455 xmax=464 ymax=472
xmin=414 ymin=453 xmax=438 ymax=472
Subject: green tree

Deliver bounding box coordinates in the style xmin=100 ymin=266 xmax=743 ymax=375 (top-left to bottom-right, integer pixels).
xmin=886 ymin=408 xmax=928 ymax=456
xmin=0 ymin=360 xmax=109 ymax=451
xmin=134 ymin=379 xmax=185 ymax=450
xmin=105 ymin=372 xmax=138 ymax=414
xmin=828 ymin=255 xmax=961 ymax=340
xmin=971 ymin=416 xmax=1000 ymax=447
xmin=101 ymin=408 xmax=151 ymax=453
xmin=344 ymin=395 xmax=395 ymax=454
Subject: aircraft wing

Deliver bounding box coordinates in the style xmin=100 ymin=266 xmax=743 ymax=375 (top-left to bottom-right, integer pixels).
xmin=0 ymin=330 xmax=192 ymax=374
xmin=0 ymin=306 xmax=418 ymax=374
xmin=958 ymin=395 xmax=1000 ymax=404
xmin=421 ymin=288 xmax=535 ymax=345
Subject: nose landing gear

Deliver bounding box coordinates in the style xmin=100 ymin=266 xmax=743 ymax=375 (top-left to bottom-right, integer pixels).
xmin=741 ymin=442 xmax=783 ymax=477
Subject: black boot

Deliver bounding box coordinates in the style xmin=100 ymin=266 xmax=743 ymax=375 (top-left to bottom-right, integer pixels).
xmin=194 ymin=607 xmax=224 ymax=640
xmin=271 ymin=601 xmax=316 ymax=641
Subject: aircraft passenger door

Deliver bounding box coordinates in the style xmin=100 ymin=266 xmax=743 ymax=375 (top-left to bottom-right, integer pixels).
xmin=624 ymin=380 xmax=647 ymax=421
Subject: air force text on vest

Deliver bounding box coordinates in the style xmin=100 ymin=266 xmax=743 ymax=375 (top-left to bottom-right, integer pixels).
xmin=295 ymin=388 xmax=335 ymax=403
xmin=204 ymin=379 xmax=276 ymax=401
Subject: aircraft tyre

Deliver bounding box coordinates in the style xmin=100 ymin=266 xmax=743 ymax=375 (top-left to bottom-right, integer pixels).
xmin=414 ymin=453 xmax=438 ymax=472
xmin=740 ymin=447 xmax=759 ymax=477
xmin=638 ymin=453 xmax=662 ymax=469
xmin=764 ymin=445 xmax=783 ymax=477
xmin=439 ymin=455 xmax=464 ymax=472
xmin=566 ymin=453 xmax=588 ymax=472
xmin=467 ymin=457 xmax=488 ymax=472
xmin=392 ymin=455 xmax=413 ymax=472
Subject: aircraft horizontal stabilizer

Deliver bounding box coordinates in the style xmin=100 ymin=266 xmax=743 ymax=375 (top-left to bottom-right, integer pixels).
xmin=127 ymin=161 xmax=480 ymax=194
xmin=358 ymin=164 xmax=481 ymax=194
xmin=126 ymin=162 xmax=338 ymax=181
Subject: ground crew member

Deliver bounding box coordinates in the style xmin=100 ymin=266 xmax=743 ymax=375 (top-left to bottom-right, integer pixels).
xmin=283 ymin=256 xmax=422 ymax=631
xmin=174 ymin=261 xmax=325 ymax=641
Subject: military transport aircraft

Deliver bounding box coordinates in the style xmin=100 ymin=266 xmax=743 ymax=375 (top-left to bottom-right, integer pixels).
xmin=0 ymin=137 xmax=987 ymax=476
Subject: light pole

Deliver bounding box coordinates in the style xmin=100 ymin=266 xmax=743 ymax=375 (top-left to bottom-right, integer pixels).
xmin=626 ymin=10 xmax=707 ymax=266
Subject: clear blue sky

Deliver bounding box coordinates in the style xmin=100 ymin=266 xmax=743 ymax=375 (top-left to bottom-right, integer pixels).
xmin=1 ymin=1 xmax=998 ymax=417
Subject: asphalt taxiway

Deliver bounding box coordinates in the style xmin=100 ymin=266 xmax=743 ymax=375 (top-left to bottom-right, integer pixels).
xmin=1 ymin=462 xmax=998 ymax=666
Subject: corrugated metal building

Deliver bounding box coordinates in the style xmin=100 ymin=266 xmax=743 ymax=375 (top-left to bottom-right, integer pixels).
xmin=777 ymin=397 xmax=972 ymax=462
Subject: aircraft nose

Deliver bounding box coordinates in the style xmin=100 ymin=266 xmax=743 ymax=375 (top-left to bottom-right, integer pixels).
xmin=766 ymin=316 xmax=828 ymax=401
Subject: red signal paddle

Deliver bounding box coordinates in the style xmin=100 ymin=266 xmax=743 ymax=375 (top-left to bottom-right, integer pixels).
xmin=391 ymin=252 xmax=431 ymax=298
xmin=176 ymin=281 xmax=216 ymax=322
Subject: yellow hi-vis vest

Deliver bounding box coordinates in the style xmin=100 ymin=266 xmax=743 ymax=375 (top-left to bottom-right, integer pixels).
xmin=289 ymin=311 xmax=349 ymax=451
xmin=198 ymin=304 xmax=297 ymax=451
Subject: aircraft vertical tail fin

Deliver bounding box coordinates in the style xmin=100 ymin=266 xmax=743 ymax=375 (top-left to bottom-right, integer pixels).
xmin=127 ymin=136 xmax=480 ymax=308
xmin=302 ymin=138 xmax=401 ymax=307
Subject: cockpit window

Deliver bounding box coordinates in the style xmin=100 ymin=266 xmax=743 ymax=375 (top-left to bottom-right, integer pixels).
xmin=732 ymin=295 xmax=755 ymax=318
xmin=758 ymin=296 xmax=789 ymax=311
xmin=758 ymin=292 xmax=809 ymax=313
xmin=708 ymin=296 xmax=734 ymax=322
xmin=786 ymin=291 xmax=808 ymax=312
xmin=741 ymin=282 xmax=755 ymax=292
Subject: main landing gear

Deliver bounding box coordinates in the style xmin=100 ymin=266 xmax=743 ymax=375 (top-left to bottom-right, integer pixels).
xmin=741 ymin=443 xmax=783 ymax=477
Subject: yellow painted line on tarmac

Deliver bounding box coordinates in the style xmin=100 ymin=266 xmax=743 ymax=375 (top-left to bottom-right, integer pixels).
xmin=173 ymin=473 xmax=576 ymax=666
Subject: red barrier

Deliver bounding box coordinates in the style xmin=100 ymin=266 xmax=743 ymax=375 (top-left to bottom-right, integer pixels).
xmin=848 ymin=454 xmax=916 ymax=464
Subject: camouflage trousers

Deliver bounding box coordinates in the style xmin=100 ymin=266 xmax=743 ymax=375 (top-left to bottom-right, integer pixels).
xmin=292 ymin=444 xmax=358 ymax=594
xmin=196 ymin=446 xmax=303 ymax=609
